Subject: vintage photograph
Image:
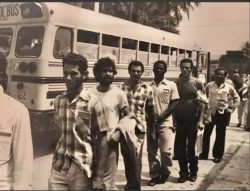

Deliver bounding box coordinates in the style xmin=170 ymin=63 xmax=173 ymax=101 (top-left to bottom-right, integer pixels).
xmin=0 ymin=2 xmax=249 ymax=190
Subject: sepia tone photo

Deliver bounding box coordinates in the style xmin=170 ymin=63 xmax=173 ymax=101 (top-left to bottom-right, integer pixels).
xmin=0 ymin=2 xmax=249 ymax=190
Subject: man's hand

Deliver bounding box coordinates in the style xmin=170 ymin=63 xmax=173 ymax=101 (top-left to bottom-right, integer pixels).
xmin=108 ymin=130 xmax=120 ymax=147
xmin=170 ymin=126 xmax=176 ymax=133
xmin=197 ymin=121 xmax=204 ymax=131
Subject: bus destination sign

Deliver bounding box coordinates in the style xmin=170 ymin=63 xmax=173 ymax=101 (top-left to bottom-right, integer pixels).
xmin=0 ymin=4 xmax=19 ymax=22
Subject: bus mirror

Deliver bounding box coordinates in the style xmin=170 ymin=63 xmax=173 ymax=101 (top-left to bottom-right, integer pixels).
xmin=198 ymin=73 xmax=206 ymax=84
xmin=20 ymin=3 xmax=43 ymax=18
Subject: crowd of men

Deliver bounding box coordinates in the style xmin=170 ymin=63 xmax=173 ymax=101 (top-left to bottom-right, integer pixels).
xmin=0 ymin=51 xmax=248 ymax=190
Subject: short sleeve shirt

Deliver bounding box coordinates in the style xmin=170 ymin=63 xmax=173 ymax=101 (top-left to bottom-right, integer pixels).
xmin=89 ymin=85 xmax=128 ymax=139
xmin=52 ymin=88 xmax=95 ymax=178
xmin=121 ymin=80 xmax=154 ymax=132
xmin=150 ymin=79 xmax=179 ymax=126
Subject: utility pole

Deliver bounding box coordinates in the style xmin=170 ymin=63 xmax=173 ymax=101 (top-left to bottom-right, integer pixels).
xmin=94 ymin=2 xmax=99 ymax=12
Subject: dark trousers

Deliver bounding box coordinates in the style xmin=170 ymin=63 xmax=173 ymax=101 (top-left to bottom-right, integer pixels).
xmin=200 ymin=111 xmax=231 ymax=159
xmin=120 ymin=127 xmax=144 ymax=190
xmin=175 ymin=118 xmax=198 ymax=177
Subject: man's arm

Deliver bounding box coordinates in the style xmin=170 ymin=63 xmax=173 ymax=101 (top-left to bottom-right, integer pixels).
xmin=228 ymin=86 xmax=240 ymax=112
xmin=12 ymin=106 xmax=33 ymax=190
xmin=156 ymin=99 xmax=179 ymax=123
xmin=145 ymin=88 xmax=156 ymax=139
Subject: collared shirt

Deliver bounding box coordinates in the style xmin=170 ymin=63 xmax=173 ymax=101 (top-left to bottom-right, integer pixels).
xmin=206 ymin=81 xmax=240 ymax=115
xmin=121 ymin=80 xmax=154 ymax=132
xmin=150 ymin=79 xmax=179 ymax=126
xmin=0 ymin=85 xmax=33 ymax=190
xmin=89 ymin=85 xmax=128 ymax=140
xmin=52 ymin=88 xmax=96 ymax=178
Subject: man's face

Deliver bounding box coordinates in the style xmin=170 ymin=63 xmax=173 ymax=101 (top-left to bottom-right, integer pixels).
xmin=180 ymin=62 xmax=192 ymax=77
xmin=214 ymin=69 xmax=226 ymax=84
xmin=63 ymin=63 xmax=85 ymax=92
xmin=129 ymin=65 xmax=142 ymax=82
xmin=99 ymin=66 xmax=114 ymax=86
xmin=153 ymin=63 xmax=166 ymax=79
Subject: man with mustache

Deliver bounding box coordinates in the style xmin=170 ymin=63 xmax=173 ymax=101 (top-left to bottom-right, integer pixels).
xmin=48 ymin=53 xmax=94 ymax=190
xmin=90 ymin=57 xmax=130 ymax=190
xmin=199 ymin=67 xmax=240 ymax=163
xmin=121 ymin=60 xmax=156 ymax=190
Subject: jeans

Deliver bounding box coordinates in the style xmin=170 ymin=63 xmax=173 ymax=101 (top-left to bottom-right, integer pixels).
xmin=175 ymin=117 xmax=199 ymax=177
xmin=103 ymin=143 xmax=119 ymax=190
xmin=147 ymin=125 xmax=173 ymax=178
xmin=48 ymin=161 xmax=91 ymax=190
xmin=120 ymin=126 xmax=145 ymax=190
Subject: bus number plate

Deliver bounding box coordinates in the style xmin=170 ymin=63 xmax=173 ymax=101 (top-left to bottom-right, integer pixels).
xmin=17 ymin=90 xmax=27 ymax=100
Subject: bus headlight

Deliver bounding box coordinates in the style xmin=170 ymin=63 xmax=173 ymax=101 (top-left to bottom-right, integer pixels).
xmin=20 ymin=3 xmax=43 ymax=18
xmin=18 ymin=62 xmax=28 ymax=73
xmin=28 ymin=62 xmax=37 ymax=73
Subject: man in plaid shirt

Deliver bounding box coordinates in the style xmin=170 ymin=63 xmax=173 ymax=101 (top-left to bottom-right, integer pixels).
xmin=48 ymin=53 xmax=96 ymax=190
xmin=121 ymin=60 xmax=156 ymax=190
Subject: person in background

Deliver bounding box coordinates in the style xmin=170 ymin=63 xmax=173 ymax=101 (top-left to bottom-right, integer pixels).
xmin=90 ymin=57 xmax=130 ymax=190
xmin=121 ymin=60 xmax=156 ymax=190
xmin=174 ymin=58 xmax=205 ymax=183
xmin=199 ymin=67 xmax=240 ymax=163
xmin=147 ymin=60 xmax=179 ymax=186
xmin=0 ymin=52 xmax=33 ymax=190
xmin=48 ymin=53 xmax=95 ymax=190
xmin=233 ymin=74 xmax=248 ymax=128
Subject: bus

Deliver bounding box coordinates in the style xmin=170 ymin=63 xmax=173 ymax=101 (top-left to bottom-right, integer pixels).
xmin=0 ymin=2 xmax=210 ymax=156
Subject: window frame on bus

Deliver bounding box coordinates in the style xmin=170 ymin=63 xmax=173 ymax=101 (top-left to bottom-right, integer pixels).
xmin=15 ymin=25 xmax=45 ymax=58
xmin=0 ymin=27 xmax=13 ymax=57
xmin=53 ymin=26 xmax=74 ymax=59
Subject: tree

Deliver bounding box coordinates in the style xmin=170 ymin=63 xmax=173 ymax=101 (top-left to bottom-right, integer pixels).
xmin=99 ymin=2 xmax=200 ymax=34
xmin=64 ymin=2 xmax=200 ymax=34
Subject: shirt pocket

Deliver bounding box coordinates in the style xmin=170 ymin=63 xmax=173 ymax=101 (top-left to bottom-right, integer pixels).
xmin=74 ymin=111 xmax=92 ymax=142
xmin=0 ymin=126 xmax=12 ymax=162
xmin=160 ymin=89 xmax=171 ymax=104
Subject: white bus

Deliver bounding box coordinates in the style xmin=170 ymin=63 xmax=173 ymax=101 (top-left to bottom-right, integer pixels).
xmin=0 ymin=2 xmax=210 ymax=155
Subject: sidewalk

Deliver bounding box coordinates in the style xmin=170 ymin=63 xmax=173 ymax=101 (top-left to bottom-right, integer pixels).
xmin=33 ymin=111 xmax=250 ymax=190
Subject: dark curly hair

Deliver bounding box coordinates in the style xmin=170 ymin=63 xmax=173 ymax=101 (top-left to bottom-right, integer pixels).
xmin=93 ymin=57 xmax=117 ymax=82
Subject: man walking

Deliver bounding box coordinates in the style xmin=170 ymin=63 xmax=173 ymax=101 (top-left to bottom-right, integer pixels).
xmin=90 ymin=57 xmax=130 ymax=190
xmin=0 ymin=52 xmax=33 ymax=190
xmin=48 ymin=53 xmax=95 ymax=190
xmin=121 ymin=60 xmax=155 ymax=190
xmin=147 ymin=60 xmax=179 ymax=186
xmin=199 ymin=67 xmax=240 ymax=163
xmin=174 ymin=58 xmax=205 ymax=183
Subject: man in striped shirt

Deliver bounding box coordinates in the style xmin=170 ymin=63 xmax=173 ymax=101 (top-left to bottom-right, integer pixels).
xmin=121 ymin=60 xmax=156 ymax=190
xmin=48 ymin=53 xmax=96 ymax=190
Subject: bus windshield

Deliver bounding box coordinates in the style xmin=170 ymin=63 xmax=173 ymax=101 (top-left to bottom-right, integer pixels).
xmin=15 ymin=26 xmax=44 ymax=57
xmin=0 ymin=28 xmax=13 ymax=57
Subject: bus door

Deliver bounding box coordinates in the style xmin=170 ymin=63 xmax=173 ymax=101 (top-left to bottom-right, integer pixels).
xmin=0 ymin=25 xmax=16 ymax=93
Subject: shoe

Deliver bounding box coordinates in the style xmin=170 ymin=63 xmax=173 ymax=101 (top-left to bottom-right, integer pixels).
xmin=172 ymin=155 xmax=178 ymax=160
xmin=148 ymin=176 xmax=161 ymax=186
xmin=199 ymin=155 xmax=208 ymax=160
xmin=213 ymin=158 xmax=221 ymax=163
xmin=178 ymin=175 xmax=189 ymax=183
xmin=237 ymin=123 xmax=241 ymax=127
xmin=189 ymin=174 xmax=197 ymax=182
xmin=159 ymin=174 xmax=169 ymax=184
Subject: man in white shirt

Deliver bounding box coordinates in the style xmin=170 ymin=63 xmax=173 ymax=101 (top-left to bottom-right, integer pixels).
xmin=0 ymin=52 xmax=33 ymax=190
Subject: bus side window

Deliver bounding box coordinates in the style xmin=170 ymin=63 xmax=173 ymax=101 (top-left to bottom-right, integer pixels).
xmin=53 ymin=27 xmax=73 ymax=58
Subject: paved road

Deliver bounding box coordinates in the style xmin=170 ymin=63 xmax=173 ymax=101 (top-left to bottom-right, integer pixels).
xmin=33 ymin=111 xmax=250 ymax=190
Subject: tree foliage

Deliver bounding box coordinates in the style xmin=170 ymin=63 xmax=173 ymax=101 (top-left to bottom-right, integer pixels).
xmin=99 ymin=2 xmax=200 ymax=34
xmin=66 ymin=2 xmax=200 ymax=34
